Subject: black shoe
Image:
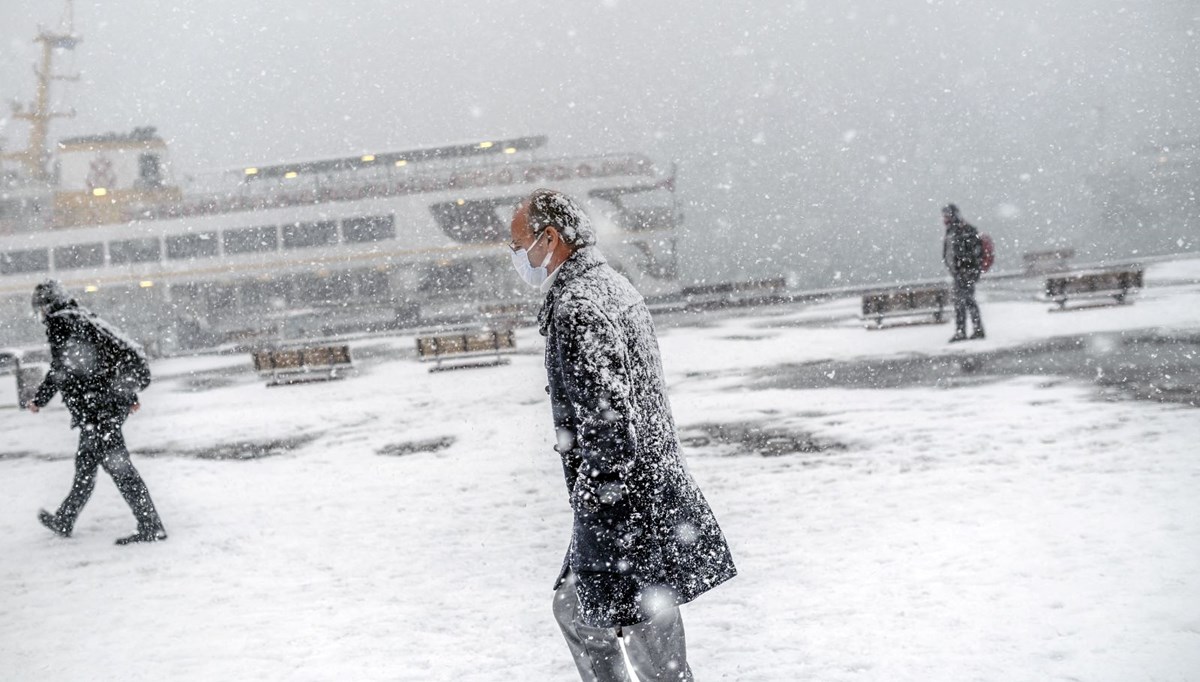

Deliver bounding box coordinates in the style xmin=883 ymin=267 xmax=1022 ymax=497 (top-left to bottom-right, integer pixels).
xmin=970 ymin=330 xmax=986 ymax=340
xmin=115 ymin=529 xmax=168 ymax=545
xmin=949 ymin=333 xmax=967 ymax=343
xmin=38 ymin=509 xmax=71 ymax=538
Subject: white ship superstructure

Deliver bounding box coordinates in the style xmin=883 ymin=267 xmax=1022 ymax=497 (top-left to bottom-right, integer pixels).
xmin=0 ymin=132 xmax=680 ymax=351
xmin=0 ymin=4 xmax=680 ymax=352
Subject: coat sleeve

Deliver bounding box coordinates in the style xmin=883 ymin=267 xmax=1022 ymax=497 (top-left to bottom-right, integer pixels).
xmin=32 ymin=315 xmax=70 ymax=408
xmin=553 ymin=298 xmax=637 ymax=485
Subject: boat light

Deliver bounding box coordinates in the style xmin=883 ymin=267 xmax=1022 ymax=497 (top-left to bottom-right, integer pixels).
xmin=91 ymin=187 xmax=108 ymax=197
xmin=361 ymin=154 xmax=376 ymax=162
xmin=478 ymin=141 xmax=494 ymax=149
xmin=139 ymin=280 xmax=154 ymax=289
xmin=503 ymin=147 xmax=517 ymax=154
xmin=284 ymin=171 xmax=298 ymax=179
xmin=394 ymin=159 xmax=407 ymax=167
xmin=244 ymin=167 xmax=259 ymax=176
xmin=84 ymin=285 xmax=99 ymax=293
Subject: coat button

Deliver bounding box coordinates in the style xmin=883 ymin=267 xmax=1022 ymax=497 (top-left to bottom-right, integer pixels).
xmin=544 ymin=385 xmax=550 ymax=394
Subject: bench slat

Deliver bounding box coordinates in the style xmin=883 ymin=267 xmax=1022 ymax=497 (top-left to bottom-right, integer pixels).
xmin=415 ymin=329 xmax=516 ymax=365
xmin=861 ymin=286 xmax=949 ymax=328
xmin=251 ymin=344 xmax=354 ymax=385
xmin=1044 ymin=268 xmax=1142 ymax=308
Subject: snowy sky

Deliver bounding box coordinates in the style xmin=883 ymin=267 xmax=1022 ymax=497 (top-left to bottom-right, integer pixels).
xmin=1 ymin=1 xmax=1197 ymax=283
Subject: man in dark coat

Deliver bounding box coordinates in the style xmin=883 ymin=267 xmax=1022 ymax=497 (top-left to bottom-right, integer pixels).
xmin=510 ymin=189 xmax=736 ymax=681
xmin=942 ymin=203 xmax=986 ymax=341
xmin=27 ymin=280 xmax=167 ymax=545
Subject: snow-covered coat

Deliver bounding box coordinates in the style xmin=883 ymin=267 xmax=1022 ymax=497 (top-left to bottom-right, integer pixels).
xmin=32 ymin=300 xmax=140 ymax=428
xmin=538 ymin=245 xmax=736 ymax=628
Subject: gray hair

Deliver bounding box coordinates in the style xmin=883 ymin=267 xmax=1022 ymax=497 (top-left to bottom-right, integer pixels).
xmin=528 ymin=189 xmax=596 ymax=247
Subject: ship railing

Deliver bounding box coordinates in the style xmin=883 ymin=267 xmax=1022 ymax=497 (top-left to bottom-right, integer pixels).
xmin=126 ymin=153 xmax=660 ymax=223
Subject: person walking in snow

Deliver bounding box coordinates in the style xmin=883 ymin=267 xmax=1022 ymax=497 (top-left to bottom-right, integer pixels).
xmin=942 ymin=203 xmax=986 ymax=341
xmin=509 ymin=189 xmax=736 ymax=681
xmin=26 ymin=280 xmax=167 ymax=545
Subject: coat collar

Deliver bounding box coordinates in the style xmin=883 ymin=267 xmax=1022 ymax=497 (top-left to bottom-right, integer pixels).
xmin=538 ymin=245 xmax=607 ymax=336
xmin=43 ymin=299 xmax=78 ymax=322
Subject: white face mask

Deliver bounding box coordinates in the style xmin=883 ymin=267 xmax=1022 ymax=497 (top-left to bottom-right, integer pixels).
xmin=510 ymin=242 xmax=554 ymax=288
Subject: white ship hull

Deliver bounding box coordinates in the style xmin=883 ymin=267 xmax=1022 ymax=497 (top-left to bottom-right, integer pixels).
xmin=0 ymin=141 xmax=681 ymax=352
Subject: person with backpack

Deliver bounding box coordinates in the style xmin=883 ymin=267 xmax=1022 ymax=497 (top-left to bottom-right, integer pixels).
xmin=26 ymin=280 xmax=167 ymax=545
xmin=942 ymin=203 xmax=988 ymax=342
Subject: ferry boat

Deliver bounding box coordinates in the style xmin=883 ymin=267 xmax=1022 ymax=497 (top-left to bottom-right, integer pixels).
xmin=0 ymin=6 xmax=681 ymax=353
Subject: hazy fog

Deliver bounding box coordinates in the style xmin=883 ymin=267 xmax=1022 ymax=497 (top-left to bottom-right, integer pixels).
xmin=2 ymin=0 xmax=1197 ymax=286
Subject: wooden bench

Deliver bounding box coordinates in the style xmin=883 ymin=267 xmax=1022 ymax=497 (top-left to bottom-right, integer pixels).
xmin=1023 ymin=248 xmax=1075 ymax=275
xmin=252 ymin=344 xmax=353 ymax=386
xmin=416 ymin=329 xmax=516 ymax=372
xmin=1044 ymin=269 xmax=1143 ymax=310
xmin=679 ymin=276 xmax=789 ymax=311
xmin=861 ymin=286 xmax=950 ymax=329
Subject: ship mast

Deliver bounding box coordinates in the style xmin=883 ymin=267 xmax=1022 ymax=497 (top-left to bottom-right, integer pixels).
xmin=2 ymin=0 xmax=80 ymax=183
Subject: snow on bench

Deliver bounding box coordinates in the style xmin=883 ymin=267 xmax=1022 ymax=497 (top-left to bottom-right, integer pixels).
xmin=1044 ymin=268 xmax=1144 ymax=311
xmin=861 ymin=285 xmax=950 ymax=329
xmin=252 ymin=345 xmax=354 ymax=387
xmin=415 ymin=329 xmax=516 ymax=372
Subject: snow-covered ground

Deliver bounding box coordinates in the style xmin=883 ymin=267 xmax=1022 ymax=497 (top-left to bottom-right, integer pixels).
xmin=2 ymin=260 xmax=1199 ymax=681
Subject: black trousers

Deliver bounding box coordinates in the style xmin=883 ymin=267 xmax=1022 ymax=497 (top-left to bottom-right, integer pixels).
xmin=953 ymin=277 xmax=984 ymax=336
xmin=55 ymin=416 xmax=163 ymax=534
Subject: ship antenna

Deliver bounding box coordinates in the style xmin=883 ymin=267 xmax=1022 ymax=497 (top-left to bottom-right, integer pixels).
xmin=1 ymin=0 xmax=81 ymax=182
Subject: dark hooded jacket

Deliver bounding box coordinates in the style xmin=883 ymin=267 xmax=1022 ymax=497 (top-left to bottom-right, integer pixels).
xmin=32 ymin=299 xmax=140 ymax=428
xmin=539 ymin=245 xmax=736 ymax=628
xmin=943 ymin=219 xmax=984 ymax=284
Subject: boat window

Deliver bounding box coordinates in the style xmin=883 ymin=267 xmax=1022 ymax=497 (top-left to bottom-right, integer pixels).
xmin=418 ymin=260 xmax=474 ymax=293
xmin=429 ymin=196 xmax=523 ymax=243
xmin=293 ymin=272 xmax=353 ymax=303
xmin=224 ymin=226 xmax=278 ymax=254
xmin=0 ymin=248 xmax=50 ymax=275
xmin=53 ymin=243 xmax=105 ymax=270
xmin=342 ymin=215 xmax=396 ymax=244
xmin=109 ymin=238 xmax=161 ymax=265
xmin=138 ymin=154 xmax=164 ymax=189
xmin=588 ymin=186 xmax=676 ymax=232
xmin=166 ymin=232 xmax=219 ymax=260
xmin=170 ymin=282 xmax=232 ymax=318
xmin=239 ymin=278 xmax=289 ymax=309
xmin=283 ymin=221 xmax=339 ymax=249
xmin=351 ymin=268 xmax=392 ymax=299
